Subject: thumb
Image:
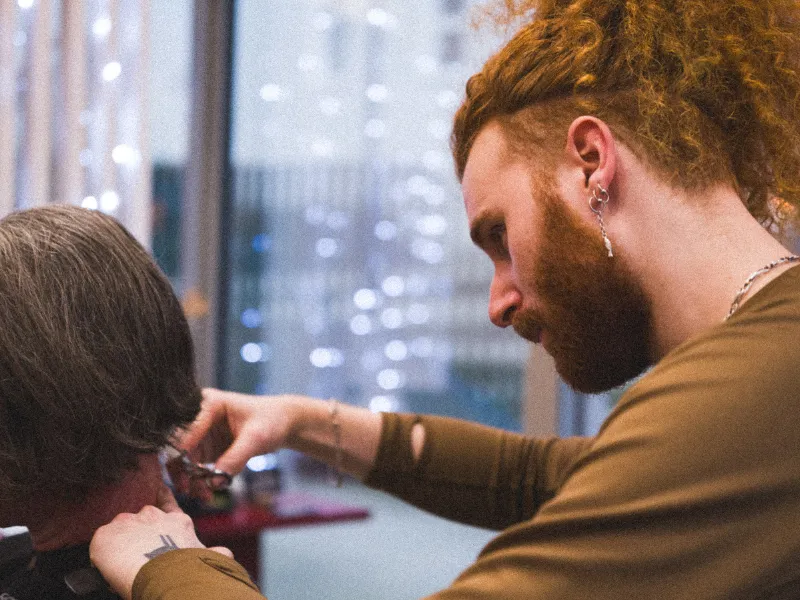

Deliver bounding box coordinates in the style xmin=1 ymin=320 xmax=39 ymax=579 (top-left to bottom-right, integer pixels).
xmin=156 ymin=484 xmax=183 ymax=514
xmin=208 ymin=546 xmax=234 ymax=559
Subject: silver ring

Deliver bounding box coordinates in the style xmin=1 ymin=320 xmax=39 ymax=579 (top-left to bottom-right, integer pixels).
xmin=589 ymin=185 xmax=609 ymax=215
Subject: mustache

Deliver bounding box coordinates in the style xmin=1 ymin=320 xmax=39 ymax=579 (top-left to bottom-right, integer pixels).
xmin=512 ymin=308 xmax=545 ymax=342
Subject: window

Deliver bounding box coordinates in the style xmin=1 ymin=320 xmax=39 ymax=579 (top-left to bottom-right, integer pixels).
xmin=222 ymin=1 xmax=528 ymax=431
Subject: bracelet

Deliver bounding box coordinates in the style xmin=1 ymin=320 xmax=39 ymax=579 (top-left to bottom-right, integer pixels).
xmin=329 ymin=398 xmax=343 ymax=487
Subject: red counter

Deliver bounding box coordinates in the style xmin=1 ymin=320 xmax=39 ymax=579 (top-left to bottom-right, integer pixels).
xmin=194 ymin=491 xmax=369 ymax=582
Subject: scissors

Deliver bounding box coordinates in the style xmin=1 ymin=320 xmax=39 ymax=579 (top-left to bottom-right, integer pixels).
xmin=164 ymin=444 xmax=233 ymax=491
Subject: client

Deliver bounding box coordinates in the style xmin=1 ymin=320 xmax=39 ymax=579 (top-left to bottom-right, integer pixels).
xmin=0 ymin=206 xmax=255 ymax=599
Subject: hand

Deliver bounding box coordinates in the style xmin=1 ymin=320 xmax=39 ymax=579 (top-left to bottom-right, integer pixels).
xmin=175 ymin=389 xmax=302 ymax=484
xmin=90 ymin=485 xmax=232 ymax=600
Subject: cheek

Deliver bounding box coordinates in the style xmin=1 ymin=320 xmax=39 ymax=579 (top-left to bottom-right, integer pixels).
xmin=507 ymin=228 xmax=542 ymax=295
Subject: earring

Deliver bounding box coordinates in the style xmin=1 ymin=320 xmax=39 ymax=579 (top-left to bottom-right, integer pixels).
xmin=589 ymin=184 xmax=614 ymax=258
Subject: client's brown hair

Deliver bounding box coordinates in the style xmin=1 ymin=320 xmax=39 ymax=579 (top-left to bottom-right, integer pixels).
xmin=453 ymin=0 xmax=800 ymax=225
xmin=0 ymin=205 xmax=201 ymax=507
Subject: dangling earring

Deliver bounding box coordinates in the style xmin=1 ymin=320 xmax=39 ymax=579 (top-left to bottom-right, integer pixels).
xmin=589 ymin=184 xmax=614 ymax=258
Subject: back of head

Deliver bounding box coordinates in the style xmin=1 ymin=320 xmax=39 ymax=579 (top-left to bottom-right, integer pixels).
xmin=0 ymin=205 xmax=200 ymax=513
xmin=453 ymin=0 xmax=800 ymax=225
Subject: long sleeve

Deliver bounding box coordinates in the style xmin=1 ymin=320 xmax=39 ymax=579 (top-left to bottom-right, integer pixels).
xmin=137 ymin=269 xmax=800 ymax=600
xmin=414 ymin=269 xmax=800 ymax=599
xmin=365 ymin=412 xmax=593 ymax=529
xmin=132 ymin=549 xmax=266 ymax=600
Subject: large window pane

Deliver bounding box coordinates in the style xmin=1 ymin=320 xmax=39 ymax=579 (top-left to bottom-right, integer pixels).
xmin=223 ymin=2 xmax=529 ymax=431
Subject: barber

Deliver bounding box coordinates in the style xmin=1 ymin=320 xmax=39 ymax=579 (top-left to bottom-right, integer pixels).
xmin=92 ymin=0 xmax=800 ymax=597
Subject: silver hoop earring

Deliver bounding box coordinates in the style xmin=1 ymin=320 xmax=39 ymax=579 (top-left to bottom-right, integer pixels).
xmin=589 ymin=184 xmax=614 ymax=258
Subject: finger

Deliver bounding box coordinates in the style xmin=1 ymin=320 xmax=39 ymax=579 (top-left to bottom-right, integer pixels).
xmin=208 ymin=546 xmax=234 ymax=559
xmin=156 ymin=484 xmax=184 ymax=514
xmin=212 ymin=431 xmax=264 ymax=475
xmin=178 ymin=394 xmax=225 ymax=453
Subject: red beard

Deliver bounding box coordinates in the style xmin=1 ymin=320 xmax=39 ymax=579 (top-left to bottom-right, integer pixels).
xmin=513 ymin=189 xmax=653 ymax=393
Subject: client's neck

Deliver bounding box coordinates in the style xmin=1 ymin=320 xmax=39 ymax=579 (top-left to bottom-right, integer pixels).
xmin=25 ymin=454 xmax=163 ymax=552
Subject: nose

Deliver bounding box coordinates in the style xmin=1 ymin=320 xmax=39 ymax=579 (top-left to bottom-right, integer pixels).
xmin=488 ymin=266 xmax=521 ymax=328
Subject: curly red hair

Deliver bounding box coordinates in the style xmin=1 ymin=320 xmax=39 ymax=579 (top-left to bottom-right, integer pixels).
xmin=452 ymin=0 xmax=800 ymax=225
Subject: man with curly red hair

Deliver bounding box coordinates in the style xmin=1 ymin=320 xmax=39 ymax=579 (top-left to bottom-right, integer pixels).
xmin=92 ymin=1 xmax=800 ymax=598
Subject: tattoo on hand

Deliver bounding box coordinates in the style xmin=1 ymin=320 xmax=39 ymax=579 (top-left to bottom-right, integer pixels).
xmin=144 ymin=535 xmax=180 ymax=560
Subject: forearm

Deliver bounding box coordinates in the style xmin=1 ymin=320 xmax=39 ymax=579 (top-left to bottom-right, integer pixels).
xmin=366 ymin=412 xmax=594 ymax=529
xmin=284 ymin=397 xmax=393 ymax=480
xmin=133 ymin=549 xmax=265 ymax=600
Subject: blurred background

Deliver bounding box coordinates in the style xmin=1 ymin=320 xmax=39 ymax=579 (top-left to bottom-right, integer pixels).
xmin=2 ymin=1 xmax=641 ymax=597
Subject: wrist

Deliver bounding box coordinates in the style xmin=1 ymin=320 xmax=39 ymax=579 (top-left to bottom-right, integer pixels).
xmin=283 ymin=396 xmax=331 ymax=450
xmin=280 ymin=396 xmax=381 ymax=480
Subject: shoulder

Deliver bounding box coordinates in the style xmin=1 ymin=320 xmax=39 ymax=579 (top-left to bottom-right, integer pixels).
xmin=457 ymin=274 xmax=800 ymax=596
xmin=562 ymin=267 xmax=800 ymax=504
xmin=610 ymin=264 xmax=800 ymax=434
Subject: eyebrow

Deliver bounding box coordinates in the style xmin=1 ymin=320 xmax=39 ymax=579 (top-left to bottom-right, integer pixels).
xmin=469 ymin=210 xmax=497 ymax=249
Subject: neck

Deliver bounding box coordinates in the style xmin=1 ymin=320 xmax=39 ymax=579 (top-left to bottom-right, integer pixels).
xmin=22 ymin=454 xmax=163 ymax=552
xmin=614 ymin=177 xmax=796 ymax=360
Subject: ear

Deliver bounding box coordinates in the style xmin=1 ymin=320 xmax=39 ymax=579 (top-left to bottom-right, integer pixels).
xmin=564 ymin=116 xmax=617 ymax=195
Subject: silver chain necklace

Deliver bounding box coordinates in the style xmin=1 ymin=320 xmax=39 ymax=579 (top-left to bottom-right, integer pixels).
xmin=726 ymin=255 xmax=800 ymax=320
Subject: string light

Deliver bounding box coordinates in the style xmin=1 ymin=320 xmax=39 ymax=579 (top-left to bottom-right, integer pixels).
xmin=374 ymin=221 xmax=398 ymax=241
xmin=99 ymin=190 xmax=120 ymax=213
xmin=416 ymin=214 xmax=448 ymax=236
xmin=92 ymin=17 xmax=112 ymax=38
xmin=310 ymin=348 xmax=345 ymax=368
xmin=111 ymin=144 xmax=141 ymax=166
xmin=369 ymin=396 xmax=397 ymax=413
xmin=102 ymin=61 xmax=122 ymax=81
xmin=241 ymin=309 xmax=262 ymax=329
xmin=384 ymin=340 xmax=408 ymax=361
xmin=241 ymin=343 xmax=263 ymax=363
xmin=350 ymin=315 xmax=373 ymax=336
xmin=366 ymin=8 xmax=391 ymax=27
xmin=260 ymin=84 xmax=282 ymax=102
xmin=316 ymin=238 xmax=338 ymax=258
xmin=377 ymin=369 xmax=404 ymax=390
xmin=353 ymin=289 xmax=378 ymax=310
xmin=381 ymin=276 xmax=405 ymax=297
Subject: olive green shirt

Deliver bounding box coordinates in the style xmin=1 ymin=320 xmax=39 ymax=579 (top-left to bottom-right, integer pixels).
xmin=135 ymin=266 xmax=800 ymax=599
xmin=134 ymin=548 xmax=263 ymax=599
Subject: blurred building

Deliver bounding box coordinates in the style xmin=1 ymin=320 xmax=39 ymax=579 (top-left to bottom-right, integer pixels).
xmin=151 ymin=0 xmax=531 ymax=430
